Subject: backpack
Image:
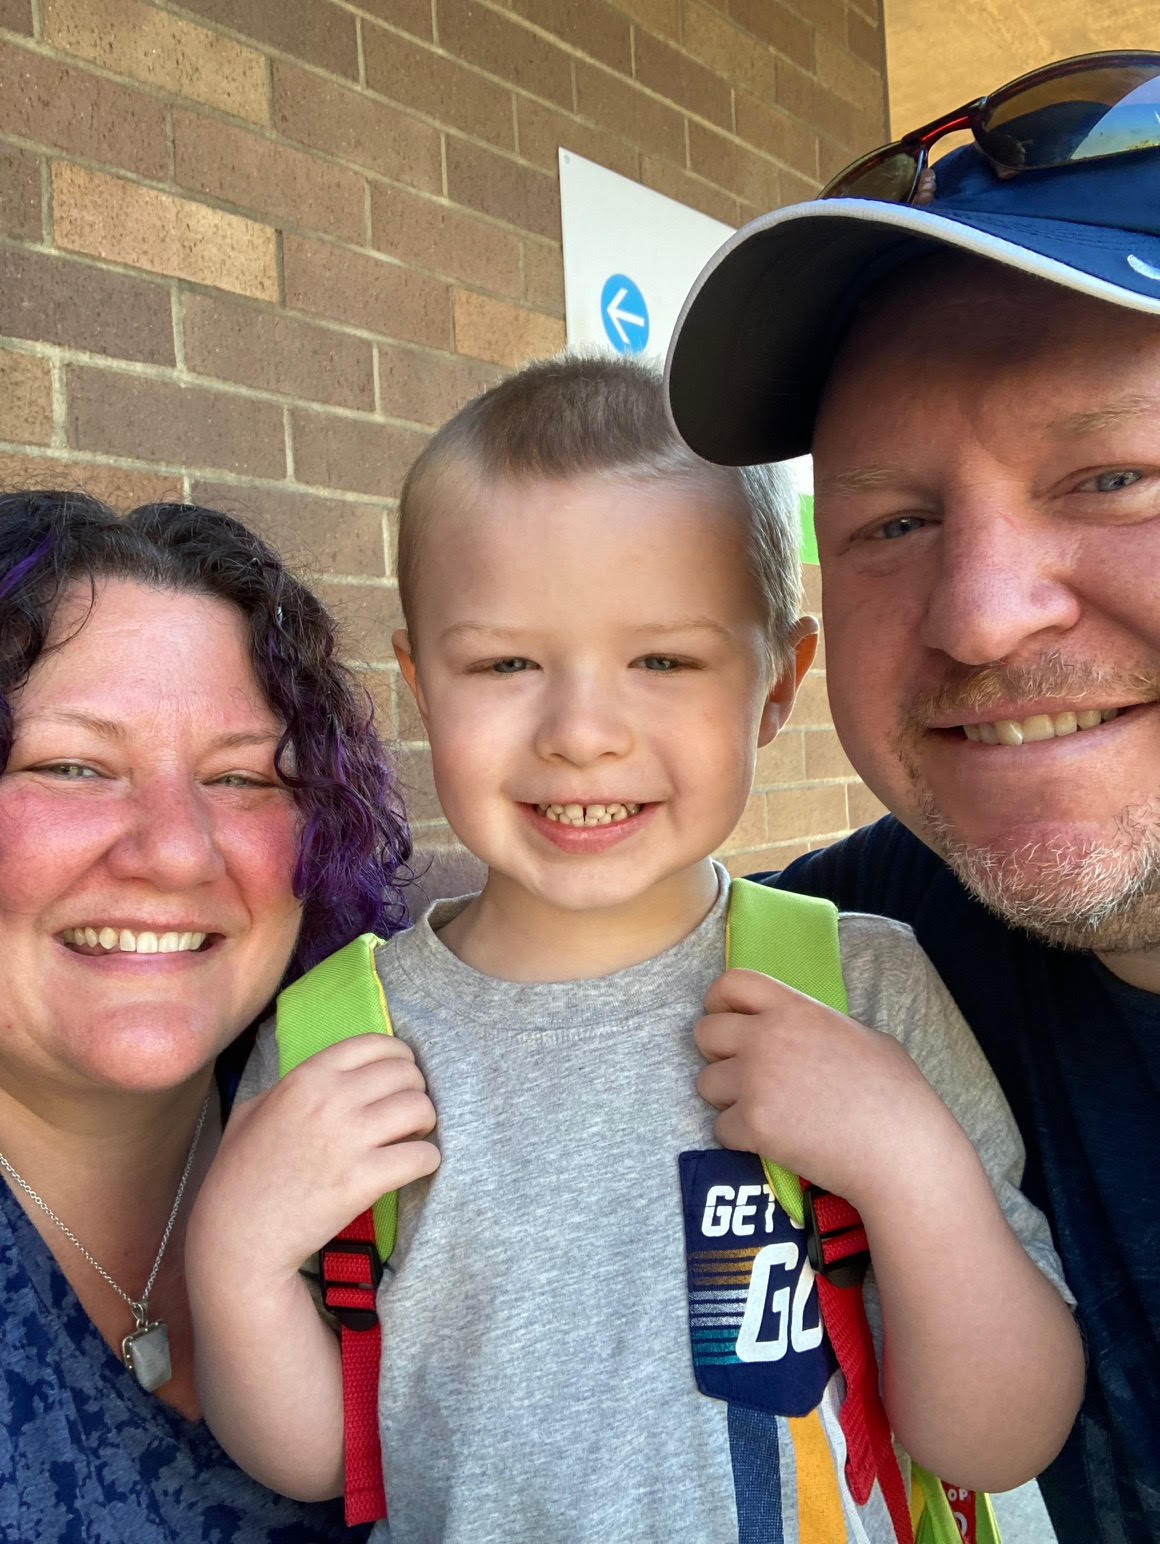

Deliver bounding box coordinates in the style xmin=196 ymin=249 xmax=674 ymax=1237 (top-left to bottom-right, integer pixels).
xmin=276 ymin=878 xmax=999 ymax=1544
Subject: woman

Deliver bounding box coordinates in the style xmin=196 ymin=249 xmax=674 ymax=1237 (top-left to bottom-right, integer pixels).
xmin=0 ymin=489 xmax=410 ymax=1541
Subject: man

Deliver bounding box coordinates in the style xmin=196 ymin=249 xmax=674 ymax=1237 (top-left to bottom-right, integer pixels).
xmin=667 ymin=50 xmax=1160 ymax=1544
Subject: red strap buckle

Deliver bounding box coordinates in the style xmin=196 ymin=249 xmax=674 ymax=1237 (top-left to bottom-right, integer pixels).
xmin=320 ymin=1237 xmax=382 ymax=1332
xmin=802 ymin=1186 xmax=870 ymax=1288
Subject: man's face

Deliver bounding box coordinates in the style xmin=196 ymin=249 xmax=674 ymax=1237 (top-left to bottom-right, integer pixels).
xmin=813 ymin=260 xmax=1160 ymax=956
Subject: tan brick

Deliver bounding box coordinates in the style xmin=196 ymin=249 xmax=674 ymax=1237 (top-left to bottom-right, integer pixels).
xmin=191 ymin=480 xmax=390 ymax=577
xmin=52 ymin=163 xmax=278 ymax=302
xmin=846 ymin=8 xmax=882 ymax=68
xmin=0 ymin=145 xmax=42 ymax=238
xmin=172 ymin=0 xmax=358 ymax=80
xmin=0 ymin=0 xmax=33 ymax=33
xmin=316 ymin=578 xmax=404 ymax=664
xmin=452 ymin=290 xmax=564 ymax=367
xmin=846 ymin=779 xmax=887 ymax=829
xmin=0 ymin=245 xmax=174 ymax=363
xmin=639 ymin=156 xmax=738 ymax=226
xmin=801 ymin=563 xmax=822 ymax=611
xmin=505 ymin=0 xmax=631 ymax=73
xmin=776 ymin=56 xmax=859 ymax=142
xmin=817 ymin=134 xmax=857 ymax=183
xmin=173 ymin=111 xmax=365 ymax=244
xmin=717 ymin=791 xmax=768 ymax=853
xmin=815 ymin=33 xmax=883 ymax=115
xmin=803 ymin=727 xmax=857 ymax=780
xmin=681 ymin=3 xmax=776 ymax=98
xmin=363 ymin=25 xmax=515 ymax=148
xmin=688 ymin=123 xmax=780 ymax=206
xmin=753 ymin=729 xmax=805 ymax=787
xmin=396 ymin=744 xmax=445 ymax=822
xmin=0 ymin=349 xmax=52 ymax=445
xmin=369 ymin=182 xmax=523 ymax=297
xmin=291 ymin=409 xmax=428 ymax=500
xmin=522 ymin=239 xmax=564 ymax=315
xmin=728 ymin=0 xmax=813 ymax=69
xmin=0 ymin=452 xmax=178 ymax=507
xmin=791 ymin=670 xmax=832 ymax=727
xmin=67 ymin=366 xmax=285 ymax=478
xmin=438 ymin=0 xmax=573 ymax=109
xmin=445 ymin=138 xmax=559 ymax=240
xmin=633 ymin=31 xmax=732 ymax=129
xmin=343 ymin=0 xmax=432 ymax=38
xmin=182 ymin=292 xmax=376 ymax=411
xmin=377 ymin=344 xmax=502 ymax=428
xmin=273 ymin=60 xmax=443 ymax=190
xmin=777 ymin=167 xmax=818 ymax=205
xmin=43 ymin=0 xmax=269 ymax=125
xmin=784 ymin=0 xmax=847 ymax=41
xmin=721 ymin=839 xmax=810 ymax=876
xmin=517 ymin=98 xmax=639 ymax=180
xmin=735 ymin=92 xmax=819 ymax=180
xmin=574 ymin=62 xmax=686 ymax=160
xmin=283 ymin=234 xmax=452 ymax=347
xmin=616 ymin=0 xmax=679 ymax=35
xmin=766 ymin=782 xmax=848 ymax=841
xmin=0 ymin=38 xmax=168 ymax=178
xmin=849 ymin=0 xmax=879 ymax=25
xmin=389 ymin=669 xmax=427 ymax=740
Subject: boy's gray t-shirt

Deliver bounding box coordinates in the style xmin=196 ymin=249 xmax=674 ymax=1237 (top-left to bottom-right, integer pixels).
xmin=243 ymin=870 xmax=1068 ymax=1544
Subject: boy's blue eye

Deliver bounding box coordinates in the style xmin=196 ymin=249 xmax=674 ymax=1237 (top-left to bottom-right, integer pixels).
xmin=491 ymin=658 xmax=531 ymax=674
xmin=639 ymin=655 xmax=681 ymax=671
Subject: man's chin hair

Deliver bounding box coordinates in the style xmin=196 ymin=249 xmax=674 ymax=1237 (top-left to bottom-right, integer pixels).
xmin=916 ymin=799 xmax=1160 ymax=953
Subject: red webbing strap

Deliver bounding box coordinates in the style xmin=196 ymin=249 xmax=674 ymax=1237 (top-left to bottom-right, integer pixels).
xmin=809 ymin=1189 xmax=914 ymax=1544
xmin=320 ymin=1208 xmax=387 ymax=1526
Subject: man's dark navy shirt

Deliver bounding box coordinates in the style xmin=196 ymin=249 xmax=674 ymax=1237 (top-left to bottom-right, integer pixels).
xmin=764 ymin=816 xmax=1160 ymax=1544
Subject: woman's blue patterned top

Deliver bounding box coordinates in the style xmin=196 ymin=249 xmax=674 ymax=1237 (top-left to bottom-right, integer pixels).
xmin=0 ymin=1176 xmax=365 ymax=1543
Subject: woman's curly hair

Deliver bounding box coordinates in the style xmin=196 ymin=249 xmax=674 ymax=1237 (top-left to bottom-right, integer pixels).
xmin=0 ymin=489 xmax=412 ymax=979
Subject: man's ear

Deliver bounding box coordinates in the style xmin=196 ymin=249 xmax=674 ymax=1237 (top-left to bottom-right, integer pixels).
xmin=757 ymin=616 xmax=819 ymax=746
xmin=392 ymin=628 xmax=430 ymax=730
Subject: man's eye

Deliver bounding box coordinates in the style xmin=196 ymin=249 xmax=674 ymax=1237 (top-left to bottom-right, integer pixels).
xmin=1086 ymin=469 xmax=1143 ymax=492
xmin=869 ymin=515 xmax=927 ymax=541
xmin=637 ymin=655 xmax=682 ymax=672
xmin=491 ymin=658 xmax=532 ymax=674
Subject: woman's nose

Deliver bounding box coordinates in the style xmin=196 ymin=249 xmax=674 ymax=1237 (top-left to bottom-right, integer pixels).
xmin=105 ymin=778 xmax=227 ymax=889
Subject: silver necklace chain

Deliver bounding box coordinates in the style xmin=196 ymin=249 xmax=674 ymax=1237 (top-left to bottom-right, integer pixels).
xmin=0 ymin=1094 xmax=210 ymax=1316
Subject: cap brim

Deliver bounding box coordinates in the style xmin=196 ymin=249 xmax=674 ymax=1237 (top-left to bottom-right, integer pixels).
xmin=665 ymin=198 xmax=1160 ymax=466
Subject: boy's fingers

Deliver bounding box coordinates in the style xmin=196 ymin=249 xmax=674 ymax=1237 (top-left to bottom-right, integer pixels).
xmin=694 ymin=1009 xmax=763 ymax=1062
xmin=702 ymin=968 xmax=797 ymax=1017
xmin=713 ymin=1106 xmax=760 ymax=1155
xmin=696 ymin=1058 xmax=739 ymax=1110
xmin=366 ymin=1088 xmax=438 ymax=1144
xmin=288 ymin=1034 xmax=417 ymax=1075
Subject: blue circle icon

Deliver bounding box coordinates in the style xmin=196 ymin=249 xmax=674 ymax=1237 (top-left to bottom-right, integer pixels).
xmin=600 ymin=273 xmax=650 ymax=354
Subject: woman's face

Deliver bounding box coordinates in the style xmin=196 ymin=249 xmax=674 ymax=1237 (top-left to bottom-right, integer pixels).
xmin=0 ymin=579 xmax=303 ymax=1098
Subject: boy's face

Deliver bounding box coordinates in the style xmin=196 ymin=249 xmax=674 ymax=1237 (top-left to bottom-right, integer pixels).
xmin=395 ymin=472 xmax=813 ymax=917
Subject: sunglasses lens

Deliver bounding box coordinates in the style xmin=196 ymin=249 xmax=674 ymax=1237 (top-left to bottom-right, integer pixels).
xmin=981 ymin=60 xmax=1160 ymax=170
xmin=822 ymin=147 xmax=919 ymax=201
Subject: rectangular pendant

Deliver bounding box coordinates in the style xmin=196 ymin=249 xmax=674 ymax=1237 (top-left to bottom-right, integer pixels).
xmin=122 ymin=1319 xmax=172 ymax=1393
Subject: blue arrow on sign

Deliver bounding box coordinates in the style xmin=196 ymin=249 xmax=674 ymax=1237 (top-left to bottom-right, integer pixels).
xmin=600 ymin=273 xmax=649 ymax=354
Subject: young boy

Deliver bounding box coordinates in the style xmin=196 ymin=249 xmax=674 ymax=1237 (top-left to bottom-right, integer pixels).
xmin=188 ymin=357 xmax=1082 ymax=1543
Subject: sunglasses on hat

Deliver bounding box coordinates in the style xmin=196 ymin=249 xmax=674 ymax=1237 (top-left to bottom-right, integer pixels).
xmin=822 ymin=49 xmax=1160 ymax=202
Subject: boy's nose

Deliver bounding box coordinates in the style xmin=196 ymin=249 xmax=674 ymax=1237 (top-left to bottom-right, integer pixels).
xmin=533 ymin=675 xmax=634 ymax=766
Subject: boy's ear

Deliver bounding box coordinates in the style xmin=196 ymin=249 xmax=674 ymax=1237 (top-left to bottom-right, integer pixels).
xmin=757 ymin=616 xmax=819 ymax=746
xmin=392 ymin=628 xmax=430 ymax=730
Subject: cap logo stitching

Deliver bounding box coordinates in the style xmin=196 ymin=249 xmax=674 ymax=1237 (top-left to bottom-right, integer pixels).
xmin=1127 ymin=254 xmax=1160 ymax=283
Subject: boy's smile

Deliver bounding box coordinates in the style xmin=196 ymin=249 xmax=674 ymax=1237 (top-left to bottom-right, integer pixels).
xmin=395 ymin=470 xmax=814 ymax=975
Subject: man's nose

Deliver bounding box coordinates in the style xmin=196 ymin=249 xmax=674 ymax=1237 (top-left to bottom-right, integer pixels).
xmin=533 ymin=672 xmax=634 ymax=766
xmin=105 ymin=776 xmax=227 ymax=889
xmin=919 ymin=505 xmax=1081 ymax=665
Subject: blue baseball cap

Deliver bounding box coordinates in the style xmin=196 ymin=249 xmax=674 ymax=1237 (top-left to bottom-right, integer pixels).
xmin=665 ymin=143 xmax=1160 ymax=466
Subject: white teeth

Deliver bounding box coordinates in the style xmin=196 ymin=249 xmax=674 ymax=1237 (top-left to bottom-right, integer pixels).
xmin=62 ymin=926 xmax=208 ymax=955
xmin=536 ymin=801 xmax=642 ymax=827
xmin=964 ymin=707 xmax=1124 ymax=745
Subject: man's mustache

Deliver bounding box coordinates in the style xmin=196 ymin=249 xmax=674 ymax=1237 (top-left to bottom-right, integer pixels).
xmin=902 ymin=653 xmax=1160 ymax=727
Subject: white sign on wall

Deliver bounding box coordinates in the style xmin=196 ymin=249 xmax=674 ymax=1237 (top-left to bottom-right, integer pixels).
xmin=557 ymin=149 xmax=816 ymax=559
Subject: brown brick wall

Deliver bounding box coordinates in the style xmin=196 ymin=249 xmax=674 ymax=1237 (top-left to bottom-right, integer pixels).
xmin=0 ymin=0 xmax=887 ymax=870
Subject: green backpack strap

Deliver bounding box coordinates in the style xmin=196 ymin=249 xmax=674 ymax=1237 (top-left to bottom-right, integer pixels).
xmin=726 ymin=878 xmax=1000 ymax=1544
xmin=275 ymin=932 xmax=397 ymax=1262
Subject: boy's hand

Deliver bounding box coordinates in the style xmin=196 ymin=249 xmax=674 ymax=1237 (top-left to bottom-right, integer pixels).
xmin=694 ymin=969 xmax=958 ymax=1207
xmin=192 ymin=1036 xmax=440 ymax=1288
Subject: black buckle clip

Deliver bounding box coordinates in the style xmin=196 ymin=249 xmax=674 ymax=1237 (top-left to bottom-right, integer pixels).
xmin=320 ymin=1238 xmax=383 ymax=1332
xmin=802 ymin=1189 xmax=871 ymax=1289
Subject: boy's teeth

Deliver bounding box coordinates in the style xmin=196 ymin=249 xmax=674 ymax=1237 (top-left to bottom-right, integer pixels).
xmin=962 ymin=707 xmax=1120 ymax=745
xmin=63 ymin=927 xmax=208 ymax=954
xmin=538 ymin=801 xmax=641 ymax=826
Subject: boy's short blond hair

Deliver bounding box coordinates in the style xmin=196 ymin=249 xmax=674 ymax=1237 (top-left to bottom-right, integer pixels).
xmin=397 ymin=354 xmax=801 ymax=667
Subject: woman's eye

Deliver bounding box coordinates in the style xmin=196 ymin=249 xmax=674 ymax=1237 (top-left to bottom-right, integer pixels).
xmin=868 ymin=514 xmax=927 ymax=541
xmin=490 ymin=658 xmax=532 ymax=674
xmin=1085 ymin=469 xmax=1143 ymax=493
xmin=38 ymin=761 xmax=100 ymax=780
xmin=210 ymin=773 xmax=268 ymax=789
